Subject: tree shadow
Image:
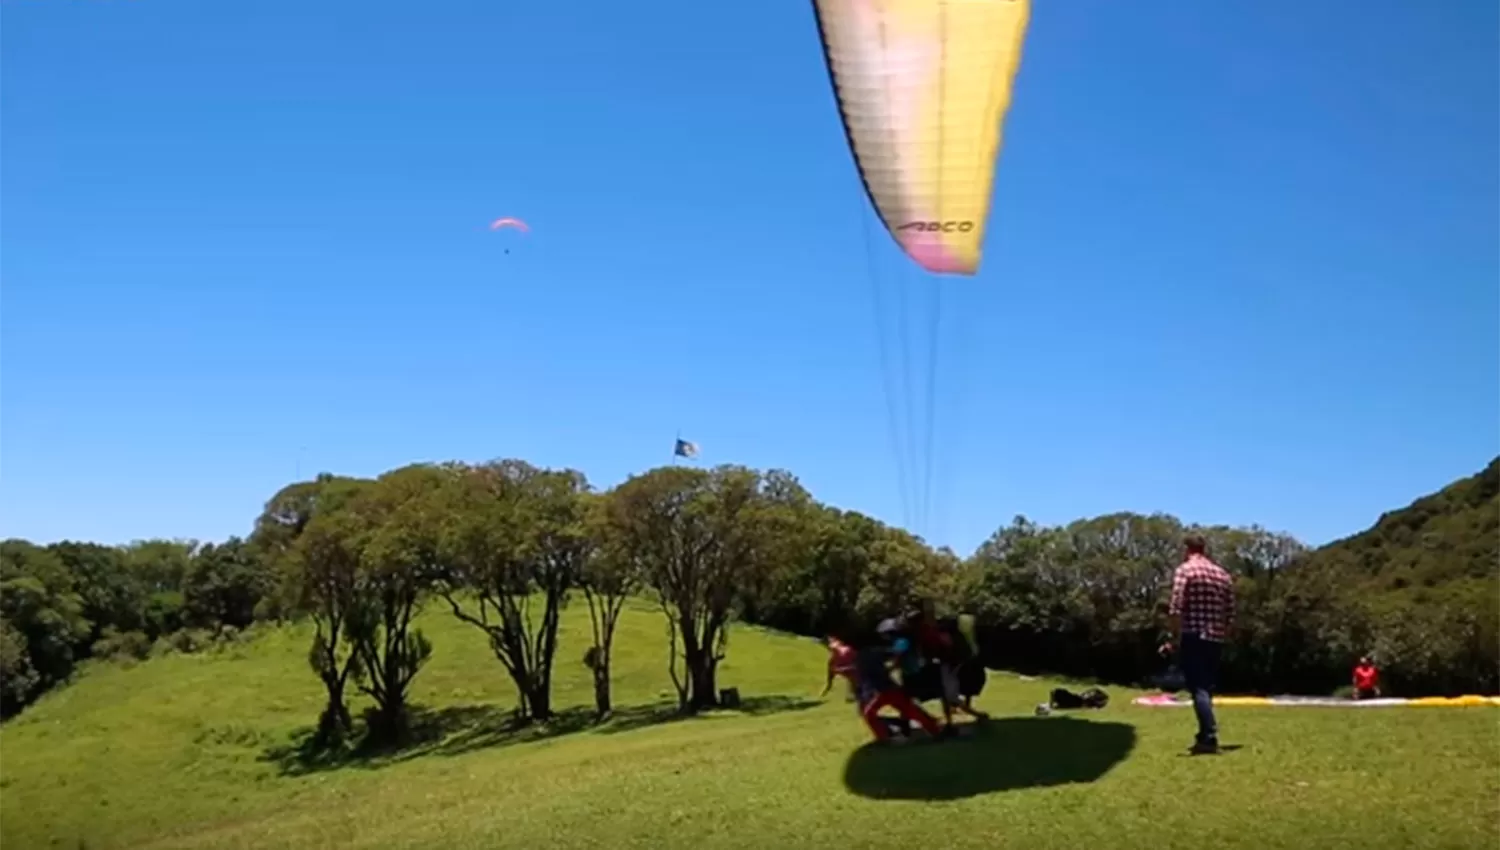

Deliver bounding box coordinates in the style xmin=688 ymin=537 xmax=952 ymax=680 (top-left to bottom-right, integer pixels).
xmin=592 ymin=694 xmax=823 ymax=736
xmin=261 ymin=694 xmax=821 ymax=777
xmin=842 ymin=716 xmax=1136 ymax=801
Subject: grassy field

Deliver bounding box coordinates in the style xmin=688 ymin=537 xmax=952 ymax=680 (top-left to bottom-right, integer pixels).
xmin=2 ymin=600 xmax=1496 ymax=850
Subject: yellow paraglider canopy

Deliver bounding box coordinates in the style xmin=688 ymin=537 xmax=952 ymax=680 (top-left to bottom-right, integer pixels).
xmin=812 ymin=0 xmax=1031 ymax=275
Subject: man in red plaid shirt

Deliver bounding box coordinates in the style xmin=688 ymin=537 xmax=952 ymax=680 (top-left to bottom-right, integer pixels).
xmin=1161 ymin=535 xmax=1235 ymax=754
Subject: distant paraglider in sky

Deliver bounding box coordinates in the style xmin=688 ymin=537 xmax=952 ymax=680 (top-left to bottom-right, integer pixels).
xmin=489 ymin=217 xmax=530 ymax=233
xmin=488 ymin=217 xmax=530 ymax=254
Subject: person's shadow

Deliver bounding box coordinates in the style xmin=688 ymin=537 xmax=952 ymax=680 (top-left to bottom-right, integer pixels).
xmin=843 ymin=715 xmax=1136 ymax=801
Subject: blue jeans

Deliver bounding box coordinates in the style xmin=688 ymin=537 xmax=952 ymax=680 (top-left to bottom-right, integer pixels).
xmin=1179 ymin=633 xmax=1222 ymax=743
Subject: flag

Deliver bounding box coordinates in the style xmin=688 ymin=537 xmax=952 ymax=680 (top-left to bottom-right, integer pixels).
xmin=673 ymin=438 xmax=700 ymax=459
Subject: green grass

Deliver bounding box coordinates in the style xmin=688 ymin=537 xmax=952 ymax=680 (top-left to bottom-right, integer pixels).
xmin=3 ymin=600 xmax=1497 ymax=850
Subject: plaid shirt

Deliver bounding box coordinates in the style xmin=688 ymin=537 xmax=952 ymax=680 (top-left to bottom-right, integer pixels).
xmin=1168 ymin=554 xmax=1235 ymax=642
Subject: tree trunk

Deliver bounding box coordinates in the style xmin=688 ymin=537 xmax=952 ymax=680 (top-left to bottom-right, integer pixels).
xmin=315 ymin=678 xmax=352 ymax=746
xmin=687 ymin=647 xmax=718 ymax=710
xmin=367 ymin=691 xmax=410 ymax=747
xmin=592 ymin=662 xmax=613 ymax=719
xmin=532 ymin=651 xmax=555 ymax=721
xmin=665 ymin=616 xmax=689 ymax=712
xmin=527 ymin=679 xmax=554 ymax=722
xmin=506 ymin=665 xmax=536 ymax=724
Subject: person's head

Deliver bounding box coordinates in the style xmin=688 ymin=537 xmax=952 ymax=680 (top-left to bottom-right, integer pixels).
xmin=1183 ymin=534 xmax=1208 ymax=557
xmin=919 ymin=599 xmax=937 ymax=621
xmin=1358 ymin=656 xmax=1371 ymax=667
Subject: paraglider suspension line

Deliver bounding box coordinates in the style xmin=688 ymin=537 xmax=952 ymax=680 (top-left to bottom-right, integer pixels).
xmin=862 ymin=203 xmax=914 ymax=531
xmin=917 ymin=1 xmax=951 ymax=537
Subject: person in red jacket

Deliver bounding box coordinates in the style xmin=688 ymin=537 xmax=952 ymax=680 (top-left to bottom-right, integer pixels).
xmin=821 ymin=635 xmax=939 ymax=742
xmin=822 ymin=637 xmax=859 ymax=698
xmin=1352 ymin=656 xmax=1381 ymax=700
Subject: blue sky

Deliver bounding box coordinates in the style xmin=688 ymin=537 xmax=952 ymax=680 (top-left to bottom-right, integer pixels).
xmin=3 ymin=0 xmax=1496 ymax=555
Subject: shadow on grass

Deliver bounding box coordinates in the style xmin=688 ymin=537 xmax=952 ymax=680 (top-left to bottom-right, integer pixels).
xmin=843 ymin=715 xmax=1136 ymax=801
xmin=261 ymin=694 xmax=820 ymax=777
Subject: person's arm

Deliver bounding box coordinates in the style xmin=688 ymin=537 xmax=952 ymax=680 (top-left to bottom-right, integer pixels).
xmin=1225 ymin=576 xmax=1237 ymax=635
xmin=1162 ymin=566 xmax=1186 ymax=651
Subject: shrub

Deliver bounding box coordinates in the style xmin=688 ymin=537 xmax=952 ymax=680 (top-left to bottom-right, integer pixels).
xmin=92 ymin=628 xmax=152 ymax=662
xmin=151 ymin=628 xmax=216 ymax=657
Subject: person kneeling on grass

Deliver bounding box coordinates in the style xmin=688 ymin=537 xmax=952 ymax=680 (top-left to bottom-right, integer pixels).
xmin=855 ymin=634 xmax=942 ymax=744
xmin=1352 ymin=656 xmax=1381 ymax=700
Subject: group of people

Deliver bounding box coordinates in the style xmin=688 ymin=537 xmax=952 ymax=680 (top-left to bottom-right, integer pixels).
xmin=818 ymin=535 xmax=1243 ymax=755
xmin=821 ymin=536 xmax=1375 ymax=757
xmin=822 ymin=602 xmax=990 ymax=744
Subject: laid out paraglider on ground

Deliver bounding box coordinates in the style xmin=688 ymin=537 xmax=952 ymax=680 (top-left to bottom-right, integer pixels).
xmin=489 ymin=216 xmax=529 ymax=254
xmin=1132 ymin=652 xmax=1500 ymax=709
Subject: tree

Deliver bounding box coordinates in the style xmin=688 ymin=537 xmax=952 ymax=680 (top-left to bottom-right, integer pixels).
xmin=607 ymin=465 xmax=791 ymax=712
xmin=436 ymin=461 xmax=585 ymax=723
xmin=606 ymin=466 xmax=715 ymax=712
xmin=807 ymin=510 xmax=893 ymax=636
xmin=966 ymin=515 xmax=1124 ymax=676
xmin=251 ymin=474 xmax=367 ymax=621
xmin=518 ymin=466 xmax=594 ymax=719
xmin=856 ymin=525 xmax=955 ymax=626
xmin=0 ymin=540 xmax=90 ymax=714
xmin=121 ymin=539 xmax=195 ymax=593
xmin=120 ymin=539 xmax=199 ymax=638
xmin=0 ymin=618 xmax=39 ymax=717
xmin=580 ymin=493 xmax=640 ymax=718
xmin=183 ymin=537 xmax=273 ymax=631
xmin=253 ymin=476 xmax=349 ymax=557
xmin=743 ymin=505 xmax=953 ymax=642
xmin=294 ymin=501 xmax=367 ymax=746
xmin=49 ymin=542 xmax=146 ymax=644
xmin=267 ymin=475 xmax=371 ymax=746
xmin=347 ymin=465 xmax=441 ymax=745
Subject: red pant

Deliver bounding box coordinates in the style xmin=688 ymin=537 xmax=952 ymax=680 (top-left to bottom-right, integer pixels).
xmin=861 ymin=687 xmax=941 ymax=740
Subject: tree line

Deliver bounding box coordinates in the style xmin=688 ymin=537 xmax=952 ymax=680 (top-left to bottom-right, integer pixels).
xmin=3 ymin=457 xmax=1495 ymax=742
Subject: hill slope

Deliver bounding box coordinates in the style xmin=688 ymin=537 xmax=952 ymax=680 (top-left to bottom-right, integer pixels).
xmin=1279 ymin=457 xmax=1500 ymax=694
xmin=2 ymin=600 xmax=1497 ymax=850
xmin=1305 ymin=456 xmax=1499 ymax=587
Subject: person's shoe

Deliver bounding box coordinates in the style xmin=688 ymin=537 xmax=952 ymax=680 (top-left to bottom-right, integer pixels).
xmin=1189 ymin=738 xmax=1220 ymax=755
